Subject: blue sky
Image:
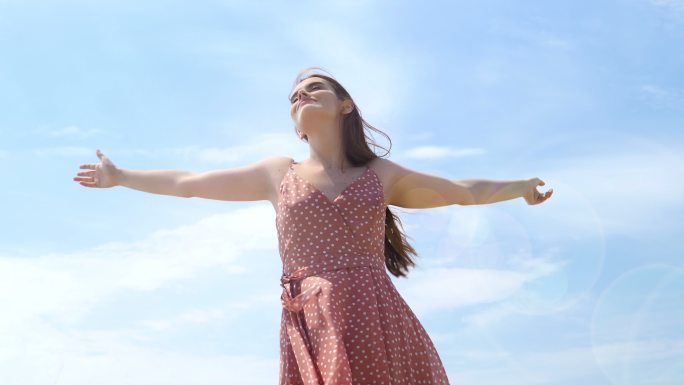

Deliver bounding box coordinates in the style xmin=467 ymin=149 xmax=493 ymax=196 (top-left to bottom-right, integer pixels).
xmin=1 ymin=0 xmax=683 ymax=384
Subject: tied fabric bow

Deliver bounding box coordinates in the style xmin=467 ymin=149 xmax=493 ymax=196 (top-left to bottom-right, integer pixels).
xmin=279 ymin=262 xmax=376 ymax=313
xmin=280 ymin=268 xmax=323 ymax=312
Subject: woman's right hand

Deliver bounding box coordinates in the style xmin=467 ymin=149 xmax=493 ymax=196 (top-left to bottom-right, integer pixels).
xmin=73 ymin=149 xmax=121 ymax=188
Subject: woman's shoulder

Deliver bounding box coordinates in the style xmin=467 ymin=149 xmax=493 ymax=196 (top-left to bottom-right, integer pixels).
xmin=367 ymin=156 xmax=397 ymax=176
xmin=262 ymin=155 xmax=295 ymax=169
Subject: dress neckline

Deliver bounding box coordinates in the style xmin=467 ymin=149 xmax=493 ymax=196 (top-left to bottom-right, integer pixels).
xmin=289 ymin=160 xmax=371 ymax=204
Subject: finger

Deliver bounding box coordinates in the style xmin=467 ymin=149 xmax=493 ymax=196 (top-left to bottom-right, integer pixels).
xmin=79 ymin=181 xmax=97 ymax=187
xmin=73 ymin=176 xmax=95 ymax=182
xmin=80 ymin=163 xmax=97 ymax=169
xmin=77 ymin=171 xmax=95 ymax=177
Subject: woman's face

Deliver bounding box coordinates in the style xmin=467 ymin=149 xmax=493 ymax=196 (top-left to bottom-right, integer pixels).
xmin=289 ymin=77 xmax=348 ymax=132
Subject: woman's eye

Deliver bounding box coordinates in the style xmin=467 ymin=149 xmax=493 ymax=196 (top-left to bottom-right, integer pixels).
xmin=290 ymin=85 xmax=322 ymax=104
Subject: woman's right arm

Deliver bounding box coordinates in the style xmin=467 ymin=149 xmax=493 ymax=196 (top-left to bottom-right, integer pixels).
xmin=175 ymin=156 xmax=288 ymax=201
xmin=74 ymin=149 xmax=192 ymax=197
xmin=116 ymin=168 xmax=194 ymax=197
xmin=74 ymin=149 xmax=287 ymax=202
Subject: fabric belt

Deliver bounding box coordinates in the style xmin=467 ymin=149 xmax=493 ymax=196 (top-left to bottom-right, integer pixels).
xmin=279 ymin=260 xmax=380 ymax=313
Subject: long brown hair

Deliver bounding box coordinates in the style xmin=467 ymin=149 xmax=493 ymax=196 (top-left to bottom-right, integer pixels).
xmin=289 ymin=66 xmax=418 ymax=278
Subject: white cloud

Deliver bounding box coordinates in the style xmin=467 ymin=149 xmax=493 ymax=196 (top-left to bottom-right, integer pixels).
xmin=0 ymin=321 xmax=278 ymax=385
xmin=0 ymin=209 xmax=259 ymax=322
xmin=460 ymin=302 xmax=521 ymax=328
xmin=539 ymin=146 xmax=684 ymax=238
xmin=0 ymin=205 xmax=280 ymax=383
xmin=176 ymin=0 xmax=422 ymax=130
xmin=473 ymin=130 xmax=684 ymax=242
xmin=139 ymin=307 xmax=228 ymax=332
xmin=178 ymin=132 xmax=301 ymax=164
xmin=639 ymin=84 xmax=684 ymax=110
xmin=401 ymin=267 xmax=529 ymax=313
xmin=650 ymin=0 xmax=684 ymax=20
xmin=451 ymin=338 xmax=684 ymax=385
xmin=487 ymin=17 xmax=574 ymax=51
xmin=26 ymin=132 xmax=303 ymax=164
xmin=268 ymin=2 xmax=427 ymax=129
xmin=47 ymin=125 xmax=104 ymax=138
xmin=31 ymin=146 xmax=94 ymax=157
xmin=138 ymin=291 xmax=277 ymax=332
xmin=404 ymin=145 xmax=487 ymax=160
xmin=396 ymin=253 xmax=567 ymax=317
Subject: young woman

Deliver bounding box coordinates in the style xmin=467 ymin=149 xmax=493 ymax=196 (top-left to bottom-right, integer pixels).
xmin=73 ymin=67 xmax=553 ymax=384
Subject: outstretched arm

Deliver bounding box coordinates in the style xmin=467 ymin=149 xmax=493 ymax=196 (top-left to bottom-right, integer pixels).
xmin=459 ymin=177 xmax=553 ymax=205
xmin=381 ymin=158 xmax=553 ymax=208
xmin=74 ymin=149 xmax=286 ymax=202
xmin=74 ymin=149 xmax=198 ymax=197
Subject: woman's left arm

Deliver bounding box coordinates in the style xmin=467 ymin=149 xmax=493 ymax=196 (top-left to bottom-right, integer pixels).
xmin=459 ymin=178 xmax=553 ymax=206
xmin=380 ymin=158 xmax=553 ymax=208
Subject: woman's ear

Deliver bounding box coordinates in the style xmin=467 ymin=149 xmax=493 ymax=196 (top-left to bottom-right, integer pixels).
xmin=342 ymin=99 xmax=354 ymax=115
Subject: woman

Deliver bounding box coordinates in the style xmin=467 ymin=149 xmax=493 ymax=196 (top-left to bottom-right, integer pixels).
xmin=73 ymin=67 xmax=553 ymax=384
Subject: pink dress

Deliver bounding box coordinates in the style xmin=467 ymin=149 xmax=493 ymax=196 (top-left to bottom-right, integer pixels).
xmin=276 ymin=159 xmax=451 ymax=385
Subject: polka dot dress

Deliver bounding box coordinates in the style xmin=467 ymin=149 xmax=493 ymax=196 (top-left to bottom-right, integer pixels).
xmin=276 ymin=159 xmax=451 ymax=385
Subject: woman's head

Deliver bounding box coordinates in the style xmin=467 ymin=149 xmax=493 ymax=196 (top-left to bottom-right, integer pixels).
xmin=288 ymin=67 xmax=387 ymax=168
xmin=286 ymin=67 xmax=420 ymax=278
xmin=288 ymin=68 xmax=355 ymax=142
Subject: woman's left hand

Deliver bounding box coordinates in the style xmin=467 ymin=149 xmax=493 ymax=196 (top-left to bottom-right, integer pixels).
xmin=523 ymin=178 xmax=553 ymax=205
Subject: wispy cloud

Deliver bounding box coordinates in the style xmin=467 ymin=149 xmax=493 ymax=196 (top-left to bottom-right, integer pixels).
xmin=1 ymin=324 xmax=278 ymax=385
xmin=399 ymin=255 xmax=566 ymax=317
xmin=0 ymin=205 xmax=281 ymax=384
xmin=112 ymin=132 xmax=300 ymax=164
xmin=139 ymin=307 xmax=230 ymax=332
xmin=27 ymin=132 xmax=302 ymax=163
xmin=404 ymin=145 xmax=487 ymax=160
xmin=533 ymin=142 xmax=684 ymax=238
xmin=639 ymin=84 xmax=684 ymax=110
xmin=274 ymin=3 xmax=428 ymax=128
xmin=31 ymin=146 xmax=94 ymax=157
xmin=45 ymin=125 xmax=104 ymax=139
xmin=451 ymin=338 xmax=684 ymax=385
xmin=0 ymin=205 xmax=275 ymax=336
xmin=650 ymin=0 xmax=684 ymax=20
xmin=487 ymin=17 xmax=575 ymax=51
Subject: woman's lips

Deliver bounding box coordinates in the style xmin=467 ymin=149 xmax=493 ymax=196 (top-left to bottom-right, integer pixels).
xmin=299 ymin=98 xmax=315 ymax=109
